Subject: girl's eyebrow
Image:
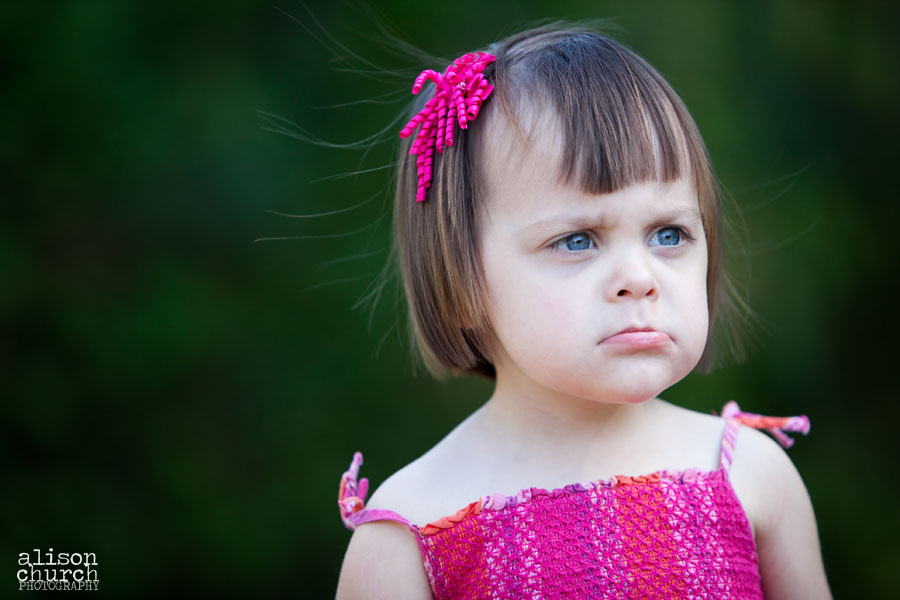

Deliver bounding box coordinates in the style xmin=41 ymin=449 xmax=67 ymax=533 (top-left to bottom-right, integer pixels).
xmin=520 ymin=214 xmax=610 ymax=234
xmin=520 ymin=206 xmax=702 ymax=234
xmin=645 ymin=207 xmax=704 ymax=226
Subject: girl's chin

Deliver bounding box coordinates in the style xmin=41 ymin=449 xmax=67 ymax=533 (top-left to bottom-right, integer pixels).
xmin=578 ymin=378 xmax=676 ymax=405
xmin=552 ymin=381 xmax=667 ymax=406
xmin=595 ymin=390 xmax=662 ymax=406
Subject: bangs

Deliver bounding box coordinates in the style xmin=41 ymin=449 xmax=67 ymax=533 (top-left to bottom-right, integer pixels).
xmin=491 ymin=32 xmax=700 ymax=195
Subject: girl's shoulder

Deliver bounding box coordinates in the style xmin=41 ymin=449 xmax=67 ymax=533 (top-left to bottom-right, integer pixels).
xmin=726 ymin=410 xmax=807 ymax=536
xmin=665 ymin=400 xmax=810 ymax=537
xmin=656 ymin=399 xmax=797 ymax=475
xmin=363 ymin=423 xmax=491 ymax=528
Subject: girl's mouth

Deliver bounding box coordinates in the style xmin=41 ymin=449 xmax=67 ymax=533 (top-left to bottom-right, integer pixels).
xmin=601 ymin=327 xmax=672 ymax=349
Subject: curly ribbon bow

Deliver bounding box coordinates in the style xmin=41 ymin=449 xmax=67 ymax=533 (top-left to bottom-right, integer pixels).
xmin=337 ymin=453 xmax=414 ymax=532
xmin=399 ymin=52 xmax=496 ymax=202
xmin=721 ymin=401 xmax=810 ymax=448
xmin=718 ymin=401 xmax=811 ymax=472
xmin=338 ymin=452 xmax=369 ymax=530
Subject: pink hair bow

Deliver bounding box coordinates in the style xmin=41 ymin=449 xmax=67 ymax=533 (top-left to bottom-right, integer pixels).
xmin=399 ymin=52 xmax=496 ymax=202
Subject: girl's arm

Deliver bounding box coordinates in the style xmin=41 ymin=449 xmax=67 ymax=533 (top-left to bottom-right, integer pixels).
xmin=335 ymin=522 xmax=432 ymax=600
xmin=739 ymin=428 xmax=832 ymax=599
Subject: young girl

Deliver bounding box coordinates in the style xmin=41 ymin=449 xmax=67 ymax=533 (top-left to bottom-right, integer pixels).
xmin=334 ymin=24 xmax=830 ymax=599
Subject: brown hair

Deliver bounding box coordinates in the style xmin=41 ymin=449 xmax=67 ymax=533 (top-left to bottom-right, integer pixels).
xmin=393 ymin=23 xmax=747 ymax=380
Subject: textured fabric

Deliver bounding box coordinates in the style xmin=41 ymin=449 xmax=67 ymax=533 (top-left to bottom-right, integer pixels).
xmin=338 ymin=403 xmax=810 ymax=599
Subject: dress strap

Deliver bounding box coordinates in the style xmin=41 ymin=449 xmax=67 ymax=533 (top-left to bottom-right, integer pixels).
xmin=718 ymin=401 xmax=811 ymax=471
xmin=338 ymin=452 xmax=413 ymax=531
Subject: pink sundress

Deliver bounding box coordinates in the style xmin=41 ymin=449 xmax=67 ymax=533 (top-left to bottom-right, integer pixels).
xmin=338 ymin=401 xmax=810 ymax=599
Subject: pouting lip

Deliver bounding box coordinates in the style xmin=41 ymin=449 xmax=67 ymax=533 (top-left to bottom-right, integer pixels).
xmin=600 ymin=326 xmax=668 ymax=343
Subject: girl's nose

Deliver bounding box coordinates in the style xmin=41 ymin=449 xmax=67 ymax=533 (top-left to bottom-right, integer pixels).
xmin=605 ymin=252 xmax=659 ymax=302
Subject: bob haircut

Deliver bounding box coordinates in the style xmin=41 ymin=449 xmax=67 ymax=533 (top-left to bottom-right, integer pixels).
xmin=393 ymin=23 xmax=746 ymax=381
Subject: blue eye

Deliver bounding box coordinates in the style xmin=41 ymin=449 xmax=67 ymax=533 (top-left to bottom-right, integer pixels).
xmin=651 ymin=227 xmax=683 ymax=246
xmin=552 ymin=232 xmax=594 ymax=253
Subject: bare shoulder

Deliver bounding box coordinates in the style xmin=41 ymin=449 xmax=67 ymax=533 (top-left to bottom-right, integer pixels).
xmin=333 ymin=451 xmax=447 ymax=600
xmin=727 ymin=425 xmax=831 ymax=598
xmin=362 ymin=454 xmax=441 ymax=524
xmin=727 ymin=423 xmax=813 ymax=530
xmin=727 ymin=423 xmax=799 ymax=525
xmin=335 ymin=520 xmax=431 ymax=600
xmin=336 ymin=420 xmax=485 ymax=600
xmin=731 ymin=422 xmax=795 ymax=476
xmin=365 ymin=412 xmax=491 ymax=526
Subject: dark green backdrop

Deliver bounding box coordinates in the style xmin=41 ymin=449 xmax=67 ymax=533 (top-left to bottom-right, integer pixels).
xmin=2 ymin=1 xmax=897 ymax=597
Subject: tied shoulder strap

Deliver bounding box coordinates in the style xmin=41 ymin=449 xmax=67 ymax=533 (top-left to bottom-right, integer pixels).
xmin=338 ymin=452 xmax=413 ymax=531
xmin=719 ymin=401 xmax=811 ymax=471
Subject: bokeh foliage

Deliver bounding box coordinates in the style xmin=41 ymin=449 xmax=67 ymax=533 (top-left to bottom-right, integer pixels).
xmin=2 ymin=1 xmax=897 ymax=597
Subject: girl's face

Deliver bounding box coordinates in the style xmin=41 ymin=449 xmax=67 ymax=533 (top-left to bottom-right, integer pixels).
xmin=479 ymin=142 xmax=709 ymax=406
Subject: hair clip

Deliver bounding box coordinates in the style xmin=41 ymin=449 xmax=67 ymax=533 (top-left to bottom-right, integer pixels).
xmin=399 ymin=52 xmax=496 ymax=202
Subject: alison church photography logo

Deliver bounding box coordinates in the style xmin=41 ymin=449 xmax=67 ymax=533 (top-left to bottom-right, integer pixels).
xmin=17 ymin=548 xmax=99 ymax=591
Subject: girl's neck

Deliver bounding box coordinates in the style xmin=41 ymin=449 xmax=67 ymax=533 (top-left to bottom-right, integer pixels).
xmin=477 ymin=371 xmax=660 ymax=452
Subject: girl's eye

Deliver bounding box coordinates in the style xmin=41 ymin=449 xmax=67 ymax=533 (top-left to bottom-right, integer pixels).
xmin=650 ymin=227 xmax=686 ymax=247
xmin=550 ymin=232 xmax=595 ymax=253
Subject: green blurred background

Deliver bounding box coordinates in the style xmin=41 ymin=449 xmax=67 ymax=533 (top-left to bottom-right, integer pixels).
xmin=2 ymin=1 xmax=897 ymax=597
